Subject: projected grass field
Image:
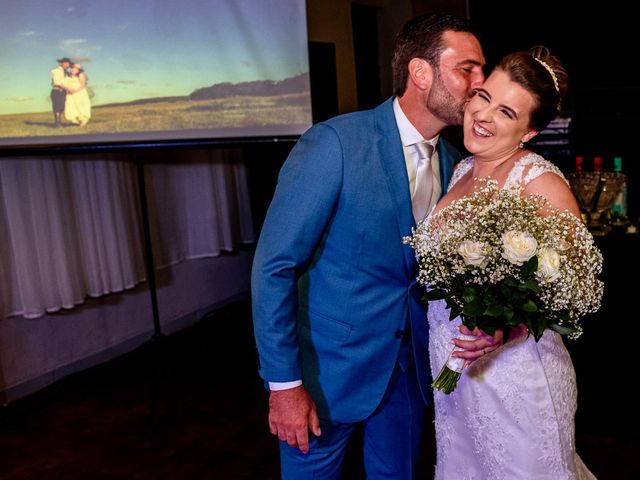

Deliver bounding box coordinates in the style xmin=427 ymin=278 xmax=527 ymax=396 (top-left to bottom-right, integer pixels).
xmin=0 ymin=93 xmax=310 ymax=139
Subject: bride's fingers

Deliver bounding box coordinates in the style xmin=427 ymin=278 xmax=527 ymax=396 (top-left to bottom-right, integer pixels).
xmin=458 ymin=324 xmax=474 ymax=336
xmin=458 ymin=324 xmax=493 ymax=340
xmin=458 ymin=325 xmax=504 ymax=346
xmin=452 ymin=337 xmax=493 ymax=351
xmin=451 ymin=348 xmax=484 ymax=360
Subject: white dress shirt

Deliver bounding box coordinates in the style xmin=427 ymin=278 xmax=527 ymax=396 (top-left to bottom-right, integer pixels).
xmin=392 ymin=97 xmax=441 ymax=216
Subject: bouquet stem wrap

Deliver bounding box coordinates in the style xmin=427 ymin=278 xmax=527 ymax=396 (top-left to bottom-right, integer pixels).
xmin=432 ymin=333 xmax=476 ymax=394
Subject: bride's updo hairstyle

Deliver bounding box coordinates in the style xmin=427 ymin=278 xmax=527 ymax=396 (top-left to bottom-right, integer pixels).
xmin=496 ymin=45 xmax=569 ymax=132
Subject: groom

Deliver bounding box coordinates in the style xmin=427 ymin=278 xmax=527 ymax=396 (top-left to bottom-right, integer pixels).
xmin=51 ymin=57 xmax=70 ymax=128
xmin=252 ymin=12 xmax=500 ymax=478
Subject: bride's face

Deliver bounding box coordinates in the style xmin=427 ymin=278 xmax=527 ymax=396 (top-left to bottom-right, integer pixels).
xmin=463 ymin=69 xmax=537 ymax=159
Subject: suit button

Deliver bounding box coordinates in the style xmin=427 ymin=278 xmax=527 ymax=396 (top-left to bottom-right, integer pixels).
xmin=395 ymin=329 xmax=405 ymax=338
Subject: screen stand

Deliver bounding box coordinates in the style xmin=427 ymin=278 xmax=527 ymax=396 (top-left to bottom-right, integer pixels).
xmin=135 ymin=153 xmax=163 ymax=340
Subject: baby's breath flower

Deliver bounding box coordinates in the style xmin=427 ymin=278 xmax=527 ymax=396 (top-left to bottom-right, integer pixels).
xmin=404 ymin=180 xmax=603 ymax=393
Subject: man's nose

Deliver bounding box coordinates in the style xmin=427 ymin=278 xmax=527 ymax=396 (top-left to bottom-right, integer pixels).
xmin=470 ymin=72 xmax=484 ymax=90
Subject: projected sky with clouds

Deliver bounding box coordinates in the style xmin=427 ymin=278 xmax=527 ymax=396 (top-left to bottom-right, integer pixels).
xmin=0 ymin=0 xmax=309 ymax=115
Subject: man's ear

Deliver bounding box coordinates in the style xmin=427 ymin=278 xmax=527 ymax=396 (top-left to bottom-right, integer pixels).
xmin=407 ymin=58 xmax=433 ymax=91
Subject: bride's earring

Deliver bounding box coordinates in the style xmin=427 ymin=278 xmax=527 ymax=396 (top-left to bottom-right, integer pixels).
xmin=518 ymin=141 xmax=524 ymax=149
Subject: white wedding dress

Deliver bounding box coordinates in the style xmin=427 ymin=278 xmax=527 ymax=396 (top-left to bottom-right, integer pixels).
xmin=427 ymin=153 xmax=597 ymax=479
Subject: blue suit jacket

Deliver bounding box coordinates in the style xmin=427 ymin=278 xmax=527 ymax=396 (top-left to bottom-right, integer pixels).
xmin=251 ymin=97 xmax=459 ymax=422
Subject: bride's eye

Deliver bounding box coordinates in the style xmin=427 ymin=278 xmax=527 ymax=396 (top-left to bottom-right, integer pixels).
xmin=500 ymin=108 xmax=514 ymax=119
xmin=477 ymin=92 xmax=490 ymax=102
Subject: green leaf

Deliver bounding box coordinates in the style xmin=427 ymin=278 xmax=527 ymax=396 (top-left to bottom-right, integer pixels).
xmin=462 ymin=299 xmax=485 ymax=316
xmin=550 ymin=323 xmax=577 ymax=336
xmin=503 ymin=306 xmax=515 ymax=322
xmin=512 ymin=313 xmax=523 ymax=326
xmin=460 ymin=315 xmax=476 ymax=331
xmin=533 ymin=320 xmax=546 ymax=341
xmin=505 ymin=316 xmax=521 ymax=327
xmin=424 ymin=289 xmax=446 ymax=301
xmin=525 ymin=279 xmax=541 ymax=293
xmin=522 ymin=256 xmax=538 ymax=276
xmin=462 ymin=287 xmax=477 ymax=303
xmin=521 ymin=299 xmax=538 ymax=312
xmin=500 ymin=283 xmax=514 ymax=298
xmin=504 ymin=276 xmax=518 ymax=287
xmin=484 ymin=303 xmax=503 ymax=317
xmin=478 ymin=323 xmax=496 ymax=336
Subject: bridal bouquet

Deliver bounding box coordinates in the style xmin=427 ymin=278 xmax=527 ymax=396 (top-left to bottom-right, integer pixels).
xmin=404 ymin=179 xmax=603 ymax=394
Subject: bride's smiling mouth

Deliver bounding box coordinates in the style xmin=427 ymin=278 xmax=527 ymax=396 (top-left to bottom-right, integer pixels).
xmin=472 ymin=122 xmax=493 ymax=138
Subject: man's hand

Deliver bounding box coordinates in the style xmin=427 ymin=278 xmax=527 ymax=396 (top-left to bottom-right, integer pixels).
xmin=268 ymin=385 xmax=321 ymax=454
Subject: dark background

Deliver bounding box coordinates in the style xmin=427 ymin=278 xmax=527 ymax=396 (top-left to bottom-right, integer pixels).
xmin=469 ymin=1 xmax=639 ymax=215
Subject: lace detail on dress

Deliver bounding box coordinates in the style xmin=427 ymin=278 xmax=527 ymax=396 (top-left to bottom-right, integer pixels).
xmin=448 ymin=157 xmax=474 ymax=192
xmin=449 ymin=152 xmax=568 ymax=194
xmin=504 ymin=152 xmax=569 ymax=193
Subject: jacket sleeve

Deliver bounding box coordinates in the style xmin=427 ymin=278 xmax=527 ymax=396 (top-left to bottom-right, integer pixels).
xmin=251 ymin=123 xmax=344 ymax=382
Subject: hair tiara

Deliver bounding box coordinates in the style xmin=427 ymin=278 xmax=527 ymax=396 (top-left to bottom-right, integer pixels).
xmin=532 ymin=56 xmax=559 ymax=93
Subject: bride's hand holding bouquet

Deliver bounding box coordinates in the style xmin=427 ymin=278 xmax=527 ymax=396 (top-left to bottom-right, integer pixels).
xmin=404 ymin=178 xmax=604 ymax=394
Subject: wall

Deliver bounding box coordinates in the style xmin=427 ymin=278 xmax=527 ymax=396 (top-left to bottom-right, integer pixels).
xmin=306 ymin=0 xmax=468 ymax=113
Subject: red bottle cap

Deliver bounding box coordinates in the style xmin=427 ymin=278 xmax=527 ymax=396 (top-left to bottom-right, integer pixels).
xmin=594 ymin=156 xmax=602 ymax=172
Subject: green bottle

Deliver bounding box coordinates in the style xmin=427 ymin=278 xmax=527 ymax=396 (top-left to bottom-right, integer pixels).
xmin=611 ymin=156 xmax=628 ymax=218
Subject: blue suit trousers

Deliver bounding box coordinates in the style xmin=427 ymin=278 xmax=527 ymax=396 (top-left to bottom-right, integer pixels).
xmin=279 ymin=338 xmax=427 ymax=479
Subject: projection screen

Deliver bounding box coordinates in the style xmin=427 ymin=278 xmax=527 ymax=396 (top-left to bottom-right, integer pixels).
xmin=0 ymin=0 xmax=312 ymax=149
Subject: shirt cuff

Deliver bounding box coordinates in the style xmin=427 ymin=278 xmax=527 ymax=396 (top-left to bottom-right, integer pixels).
xmin=268 ymin=380 xmax=303 ymax=391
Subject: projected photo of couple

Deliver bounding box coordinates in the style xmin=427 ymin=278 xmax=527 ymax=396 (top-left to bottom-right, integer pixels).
xmin=0 ymin=0 xmax=312 ymax=148
xmin=51 ymin=57 xmax=91 ymax=129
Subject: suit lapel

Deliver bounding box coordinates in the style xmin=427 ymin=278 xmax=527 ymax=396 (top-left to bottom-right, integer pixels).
xmin=374 ymin=98 xmax=416 ymax=275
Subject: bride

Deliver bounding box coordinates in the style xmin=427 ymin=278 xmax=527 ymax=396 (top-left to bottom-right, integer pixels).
xmin=427 ymin=46 xmax=597 ymax=479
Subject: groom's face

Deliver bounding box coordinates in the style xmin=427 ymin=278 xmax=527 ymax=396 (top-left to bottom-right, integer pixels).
xmin=427 ymin=31 xmax=485 ymax=126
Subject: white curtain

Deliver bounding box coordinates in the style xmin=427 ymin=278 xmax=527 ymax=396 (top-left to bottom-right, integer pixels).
xmin=145 ymin=148 xmax=254 ymax=267
xmin=0 ymin=149 xmax=254 ymax=319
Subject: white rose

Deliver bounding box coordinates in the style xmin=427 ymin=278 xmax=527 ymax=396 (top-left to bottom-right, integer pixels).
xmin=501 ymin=231 xmax=537 ymax=265
xmin=537 ymin=247 xmax=561 ymax=281
xmin=458 ymin=240 xmax=488 ymax=267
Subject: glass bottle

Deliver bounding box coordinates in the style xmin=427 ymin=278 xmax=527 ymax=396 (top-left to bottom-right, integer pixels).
xmin=593 ymin=156 xmax=602 ymax=173
xmin=611 ymin=156 xmax=628 ymax=222
xmin=575 ymin=155 xmax=584 ymax=173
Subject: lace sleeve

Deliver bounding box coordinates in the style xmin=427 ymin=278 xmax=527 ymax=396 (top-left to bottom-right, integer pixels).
xmin=504 ymin=153 xmax=568 ymax=193
xmin=447 ymin=156 xmax=474 ymax=192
